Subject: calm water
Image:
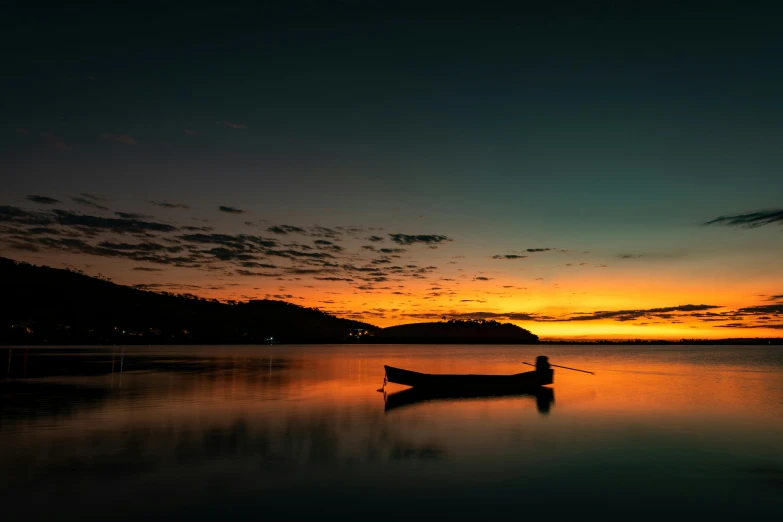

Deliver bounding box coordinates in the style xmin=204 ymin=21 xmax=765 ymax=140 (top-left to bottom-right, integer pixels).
xmin=1 ymin=344 xmax=782 ymax=521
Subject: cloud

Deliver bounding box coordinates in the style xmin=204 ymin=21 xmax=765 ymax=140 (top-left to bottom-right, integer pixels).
xmin=235 ymin=269 xmax=282 ymax=277
xmin=267 ymin=225 xmax=306 ymax=235
xmin=552 ymin=304 xmax=721 ymax=322
xmin=100 ymin=133 xmax=137 ymax=145
xmin=309 ymin=226 xmax=341 ymax=239
xmin=50 ymin=209 xmax=177 ymax=235
xmin=2 ymin=204 xmax=454 ymax=290
xmin=7 ymin=237 xmax=194 ymax=266
xmin=705 ymin=209 xmax=783 ymax=229
xmin=525 ymin=248 xmax=552 ymax=252
xmin=0 ymin=206 xmax=52 ymax=226
xmin=115 ymin=212 xmax=152 ymax=219
xmin=26 ymin=195 xmax=60 ymax=205
xmin=397 ymin=304 xmax=733 ymax=325
xmin=80 ymin=193 xmax=109 ymax=202
xmin=219 ymin=206 xmax=246 ymax=214
xmin=617 ymin=254 xmax=644 ymax=259
xmin=367 ymin=236 xmax=385 ymax=242
xmin=239 ymin=261 xmax=278 ymax=269
xmin=132 ymin=267 xmax=165 ymax=271
xmin=475 ymin=276 xmax=491 ymax=281
xmin=98 ymin=241 xmax=183 ymax=253
xmin=222 ymin=121 xmax=248 ymax=129
xmin=736 ymin=304 xmax=783 ymax=315
xmin=714 ymin=323 xmax=783 ymax=329
xmin=768 ymin=295 xmax=783 ymax=301
xmin=150 ymin=200 xmax=190 ymax=209
xmin=40 ymin=131 xmax=70 ymax=150
xmin=184 ymin=129 xmax=197 ymax=135
xmin=180 ymin=233 xmax=278 ymax=249
xmin=389 ymin=233 xmax=451 ymax=246
xmin=492 ymin=254 xmax=528 ymax=260
xmin=70 ymin=196 xmax=110 ymax=211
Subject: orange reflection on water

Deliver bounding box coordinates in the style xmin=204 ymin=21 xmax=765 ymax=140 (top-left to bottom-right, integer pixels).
xmin=2 ymin=345 xmax=783 ymax=522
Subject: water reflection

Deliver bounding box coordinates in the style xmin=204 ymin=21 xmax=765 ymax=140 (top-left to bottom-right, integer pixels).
xmin=1 ymin=345 xmax=783 ymax=521
xmin=384 ymin=386 xmax=555 ymax=415
xmin=3 ymin=346 xmax=292 ymax=379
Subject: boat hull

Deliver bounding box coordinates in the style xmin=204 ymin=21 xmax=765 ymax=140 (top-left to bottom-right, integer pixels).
xmin=384 ymin=365 xmax=553 ymax=391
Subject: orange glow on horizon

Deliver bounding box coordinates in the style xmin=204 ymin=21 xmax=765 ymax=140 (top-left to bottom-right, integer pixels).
xmin=14 ymin=241 xmax=783 ymax=341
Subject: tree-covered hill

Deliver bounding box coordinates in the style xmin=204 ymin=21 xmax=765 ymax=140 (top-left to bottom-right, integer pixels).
xmin=376 ymin=319 xmax=539 ymax=344
xmin=0 ymin=257 xmax=376 ymax=344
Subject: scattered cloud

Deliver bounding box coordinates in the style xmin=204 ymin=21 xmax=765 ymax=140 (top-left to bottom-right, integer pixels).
xmin=80 ymin=193 xmax=109 ymax=202
xmin=219 ymin=206 xmax=246 ymax=214
xmin=617 ymin=254 xmax=644 ymax=259
xmin=54 ymin=209 xmax=177 ymax=235
xmin=150 ymin=200 xmax=190 ymax=209
xmin=525 ymin=248 xmax=552 ymax=252
xmin=705 ymin=209 xmax=783 ymax=229
xmin=268 ymin=225 xmax=306 ymax=235
xmin=26 ymin=195 xmax=60 ymax=205
xmin=71 ymin=195 xmax=109 ymax=211
xmin=100 ymin=133 xmax=137 ymax=145
xmin=552 ymin=304 xmax=721 ymax=322
xmin=115 ymin=212 xmax=152 ymax=219
xmin=714 ymin=323 xmax=783 ymax=329
xmin=492 ymin=254 xmax=528 ymax=260
xmin=389 ymin=233 xmax=451 ymax=246
xmin=736 ymin=304 xmax=783 ymax=315
xmin=1 ymin=204 xmax=455 ymax=294
xmin=367 ymin=236 xmax=385 ymax=242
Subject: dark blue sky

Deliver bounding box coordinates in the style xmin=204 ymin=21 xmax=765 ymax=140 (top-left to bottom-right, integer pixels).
xmin=2 ymin=2 xmax=782 ymax=337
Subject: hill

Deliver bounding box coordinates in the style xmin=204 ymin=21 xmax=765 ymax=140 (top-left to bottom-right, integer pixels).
xmin=376 ymin=319 xmax=539 ymax=344
xmin=0 ymin=257 xmax=376 ymax=345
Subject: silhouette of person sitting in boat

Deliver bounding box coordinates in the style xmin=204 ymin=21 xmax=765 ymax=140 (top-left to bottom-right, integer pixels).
xmin=535 ymin=355 xmax=550 ymax=373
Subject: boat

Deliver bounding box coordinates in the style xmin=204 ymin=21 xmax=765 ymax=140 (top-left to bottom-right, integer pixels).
xmin=384 ymin=356 xmax=554 ymax=392
xmin=384 ymin=386 xmax=554 ymax=415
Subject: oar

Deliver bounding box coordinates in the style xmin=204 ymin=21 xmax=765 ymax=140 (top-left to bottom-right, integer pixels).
xmin=524 ymin=362 xmax=595 ymax=375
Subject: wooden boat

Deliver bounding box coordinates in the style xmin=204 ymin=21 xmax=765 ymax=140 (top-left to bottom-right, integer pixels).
xmin=384 ymin=385 xmax=554 ymax=414
xmin=384 ymin=364 xmax=553 ymax=391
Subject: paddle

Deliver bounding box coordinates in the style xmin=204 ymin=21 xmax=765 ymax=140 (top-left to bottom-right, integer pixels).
xmin=524 ymin=362 xmax=595 ymax=375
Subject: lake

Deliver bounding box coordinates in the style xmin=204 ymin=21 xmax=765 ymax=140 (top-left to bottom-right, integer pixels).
xmin=1 ymin=344 xmax=782 ymax=521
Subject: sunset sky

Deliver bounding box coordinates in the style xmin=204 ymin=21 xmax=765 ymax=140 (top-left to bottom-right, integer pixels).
xmin=2 ymin=3 xmax=782 ymax=339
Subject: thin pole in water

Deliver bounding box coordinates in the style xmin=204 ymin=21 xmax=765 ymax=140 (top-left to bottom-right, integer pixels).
xmin=524 ymin=361 xmax=595 ymax=375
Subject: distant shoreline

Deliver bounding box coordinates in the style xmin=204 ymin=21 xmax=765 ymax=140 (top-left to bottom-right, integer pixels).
xmin=3 ymin=338 xmax=782 ymax=347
